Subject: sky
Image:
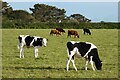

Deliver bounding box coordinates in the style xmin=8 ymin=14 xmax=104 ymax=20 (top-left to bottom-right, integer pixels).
xmin=3 ymin=1 xmax=119 ymax=22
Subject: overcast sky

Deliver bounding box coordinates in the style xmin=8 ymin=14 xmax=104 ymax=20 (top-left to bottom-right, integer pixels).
xmin=3 ymin=0 xmax=119 ymax=22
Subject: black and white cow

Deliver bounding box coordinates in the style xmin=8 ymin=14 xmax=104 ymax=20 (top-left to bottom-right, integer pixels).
xmin=18 ymin=35 xmax=48 ymax=58
xmin=66 ymin=41 xmax=102 ymax=71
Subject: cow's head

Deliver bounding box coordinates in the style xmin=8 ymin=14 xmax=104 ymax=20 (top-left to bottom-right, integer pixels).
xmin=95 ymin=60 xmax=102 ymax=70
xmin=63 ymin=30 xmax=65 ymax=33
xmin=42 ymin=38 xmax=48 ymax=47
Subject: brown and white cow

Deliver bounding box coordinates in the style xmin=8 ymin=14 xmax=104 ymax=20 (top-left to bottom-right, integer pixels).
xmin=50 ymin=29 xmax=61 ymax=36
xmin=67 ymin=30 xmax=79 ymax=38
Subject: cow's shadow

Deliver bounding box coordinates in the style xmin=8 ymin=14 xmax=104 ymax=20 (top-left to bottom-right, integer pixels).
xmin=15 ymin=66 xmax=90 ymax=71
xmin=15 ymin=66 xmax=65 ymax=70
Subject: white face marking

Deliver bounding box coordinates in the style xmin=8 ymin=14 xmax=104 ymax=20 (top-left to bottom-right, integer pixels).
xmin=43 ymin=38 xmax=47 ymax=47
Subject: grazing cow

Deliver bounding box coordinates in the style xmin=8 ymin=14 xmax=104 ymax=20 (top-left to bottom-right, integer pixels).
xmin=56 ymin=28 xmax=65 ymax=33
xmin=67 ymin=30 xmax=79 ymax=38
xmin=50 ymin=29 xmax=61 ymax=36
xmin=66 ymin=41 xmax=102 ymax=71
xmin=18 ymin=35 xmax=48 ymax=58
xmin=83 ymin=28 xmax=91 ymax=35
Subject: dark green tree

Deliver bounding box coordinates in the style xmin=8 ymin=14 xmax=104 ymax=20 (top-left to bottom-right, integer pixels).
xmin=1 ymin=2 xmax=13 ymax=16
xmin=9 ymin=10 xmax=34 ymax=22
xmin=70 ymin=14 xmax=91 ymax=22
xmin=29 ymin=4 xmax=66 ymax=22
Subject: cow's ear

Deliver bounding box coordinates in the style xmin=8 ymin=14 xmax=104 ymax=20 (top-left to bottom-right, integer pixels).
xmin=47 ymin=39 xmax=48 ymax=41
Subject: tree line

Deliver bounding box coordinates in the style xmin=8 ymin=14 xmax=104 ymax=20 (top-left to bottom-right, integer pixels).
xmin=1 ymin=1 xmax=119 ymax=29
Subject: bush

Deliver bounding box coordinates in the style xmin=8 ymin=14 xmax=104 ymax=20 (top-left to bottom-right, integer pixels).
xmin=2 ymin=20 xmax=119 ymax=29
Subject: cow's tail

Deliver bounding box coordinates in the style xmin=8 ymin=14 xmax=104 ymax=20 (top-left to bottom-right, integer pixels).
xmin=17 ymin=36 xmax=22 ymax=50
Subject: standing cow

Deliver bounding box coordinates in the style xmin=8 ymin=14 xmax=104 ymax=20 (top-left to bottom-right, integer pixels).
xmin=18 ymin=35 xmax=48 ymax=58
xmin=83 ymin=28 xmax=91 ymax=35
xmin=67 ymin=30 xmax=79 ymax=38
xmin=66 ymin=41 xmax=102 ymax=71
xmin=50 ymin=29 xmax=61 ymax=36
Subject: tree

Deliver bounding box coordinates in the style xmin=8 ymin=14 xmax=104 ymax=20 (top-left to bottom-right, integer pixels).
xmin=1 ymin=2 xmax=13 ymax=16
xmin=9 ymin=10 xmax=34 ymax=22
xmin=29 ymin=4 xmax=66 ymax=22
xmin=70 ymin=14 xmax=91 ymax=22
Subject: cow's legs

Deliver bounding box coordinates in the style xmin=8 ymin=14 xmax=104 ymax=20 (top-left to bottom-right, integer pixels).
xmin=34 ymin=47 xmax=38 ymax=58
xmin=90 ymin=56 xmax=95 ymax=71
xmin=85 ymin=57 xmax=89 ymax=70
xmin=20 ymin=47 xmax=24 ymax=58
xmin=19 ymin=46 xmax=22 ymax=58
xmin=66 ymin=56 xmax=71 ymax=71
xmin=71 ymin=57 xmax=77 ymax=71
xmin=84 ymin=31 xmax=85 ymax=35
xmin=19 ymin=43 xmax=24 ymax=58
xmin=66 ymin=51 xmax=75 ymax=71
xmin=67 ymin=34 xmax=69 ymax=38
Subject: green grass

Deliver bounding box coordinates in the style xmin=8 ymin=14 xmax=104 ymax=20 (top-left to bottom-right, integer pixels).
xmin=2 ymin=29 xmax=118 ymax=78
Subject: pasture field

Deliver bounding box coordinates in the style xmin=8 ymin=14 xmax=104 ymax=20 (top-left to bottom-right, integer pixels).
xmin=2 ymin=29 xmax=118 ymax=78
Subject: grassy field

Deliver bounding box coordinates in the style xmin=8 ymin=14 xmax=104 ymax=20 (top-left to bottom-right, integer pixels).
xmin=2 ymin=29 xmax=118 ymax=78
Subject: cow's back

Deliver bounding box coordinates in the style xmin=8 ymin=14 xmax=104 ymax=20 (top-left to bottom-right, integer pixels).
xmin=68 ymin=30 xmax=74 ymax=35
xmin=33 ymin=38 xmax=43 ymax=46
xmin=25 ymin=36 xmax=34 ymax=47
xmin=56 ymin=28 xmax=65 ymax=33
